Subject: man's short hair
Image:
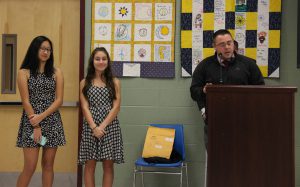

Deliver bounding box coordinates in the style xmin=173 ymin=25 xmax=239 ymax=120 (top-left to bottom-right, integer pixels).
xmin=213 ymin=29 xmax=233 ymax=44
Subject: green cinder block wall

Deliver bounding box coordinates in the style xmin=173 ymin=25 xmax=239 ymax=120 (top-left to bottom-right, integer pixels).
xmin=85 ymin=0 xmax=300 ymax=186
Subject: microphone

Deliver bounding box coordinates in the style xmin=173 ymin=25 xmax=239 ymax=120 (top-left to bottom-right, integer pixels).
xmin=219 ymin=67 xmax=223 ymax=84
xmin=218 ymin=52 xmax=223 ymax=59
xmin=219 ymin=53 xmax=235 ymax=63
xmin=217 ymin=52 xmax=235 ymax=84
xmin=218 ymin=53 xmax=223 ymax=84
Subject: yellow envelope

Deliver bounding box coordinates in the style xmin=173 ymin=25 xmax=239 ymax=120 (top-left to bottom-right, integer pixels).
xmin=142 ymin=126 xmax=175 ymax=159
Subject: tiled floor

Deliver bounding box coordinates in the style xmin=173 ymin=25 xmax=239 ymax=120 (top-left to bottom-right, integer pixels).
xmin=0 ymin=172 xmax=76 ymax=187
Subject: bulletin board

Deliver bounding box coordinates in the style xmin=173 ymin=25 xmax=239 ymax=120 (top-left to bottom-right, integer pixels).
xmin=92 ymin=0 xmax=176 ymax=78
xmin=181 ymin=0 xmax=282 ymax=78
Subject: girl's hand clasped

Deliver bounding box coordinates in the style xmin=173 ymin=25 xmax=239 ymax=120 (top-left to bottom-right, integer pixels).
xmin=29 ymin=114 xmax=43 ymax=127
xmin=92 ymin=126 xmax=106 ymax=139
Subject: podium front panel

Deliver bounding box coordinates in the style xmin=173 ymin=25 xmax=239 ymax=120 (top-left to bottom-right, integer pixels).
xmin=206 ymin=86 xmax=296 ymax=187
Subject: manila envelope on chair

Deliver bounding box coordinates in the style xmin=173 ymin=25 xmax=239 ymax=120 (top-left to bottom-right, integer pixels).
xmin=142 ymin=126 xmax=175 ymax=159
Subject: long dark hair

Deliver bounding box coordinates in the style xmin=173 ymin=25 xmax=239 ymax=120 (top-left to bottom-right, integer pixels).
xmin=82 ymin=47 xmax=116 ymax=100
xmin=20 ymin=36 xmax=54 ymax=77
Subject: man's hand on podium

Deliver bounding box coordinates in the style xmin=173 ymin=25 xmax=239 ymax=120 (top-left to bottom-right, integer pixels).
xmin=201 ymin=107 xmax=206 ymax=121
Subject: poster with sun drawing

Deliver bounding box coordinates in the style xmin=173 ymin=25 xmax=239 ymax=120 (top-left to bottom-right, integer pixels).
xmin=181 ymin=0 xmax=282 ymax=78
xmin=92 ymin=0 xmax=176 ymax=78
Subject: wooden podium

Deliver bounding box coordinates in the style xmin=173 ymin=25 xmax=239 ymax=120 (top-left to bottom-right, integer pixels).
xmin=206 ymin=85 xmax=297 ymax=187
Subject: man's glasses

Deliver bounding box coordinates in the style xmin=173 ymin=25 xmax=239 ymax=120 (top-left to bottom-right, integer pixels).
xmin=39 ymin=47 xmax=52 ymax=53
xmin=216 ymin=40 xmax=233 ymax=48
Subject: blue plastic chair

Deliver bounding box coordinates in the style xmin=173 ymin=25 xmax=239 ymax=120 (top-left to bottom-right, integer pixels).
xmin=133 ymin=124 xmax=188 ymax=187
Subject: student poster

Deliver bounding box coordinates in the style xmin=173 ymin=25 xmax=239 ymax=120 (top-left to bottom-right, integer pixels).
xmin=181 ymin=0 xmax=282 ymax=78
xmin=92 ymin=0 xmax=176 ymax=78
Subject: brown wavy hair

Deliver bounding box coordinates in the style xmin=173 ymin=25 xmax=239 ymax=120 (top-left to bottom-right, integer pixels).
xmin=82 ymin=47 xmax=116 ymax=100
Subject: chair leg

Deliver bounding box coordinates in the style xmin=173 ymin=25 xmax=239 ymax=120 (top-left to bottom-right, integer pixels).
xmin=141 ymin=167 xmax=144 ymax=187
xmin=133 ymin=166 xmax=136 ymax=187
xmin=180 ymin=167 xmax=183 ymax=187
xmin=185 ymin=163 xmax=189 ymax=187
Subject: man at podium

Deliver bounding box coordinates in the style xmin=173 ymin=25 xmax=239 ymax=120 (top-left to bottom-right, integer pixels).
xmin=190 ymin=29 xmax=265 ymax=149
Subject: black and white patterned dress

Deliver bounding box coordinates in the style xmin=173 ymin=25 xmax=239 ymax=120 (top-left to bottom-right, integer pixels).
xmin=78 ymin=85 xmax=124 ymax=165
xmin=16 ymin=72 xmax=66 ymax=147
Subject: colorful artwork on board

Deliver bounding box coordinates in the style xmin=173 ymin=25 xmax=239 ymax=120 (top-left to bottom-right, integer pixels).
xmin=92 ymin=0 xmax=175 ymax=78
xmin=181 ymin=0 xmax=282 ymax=78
